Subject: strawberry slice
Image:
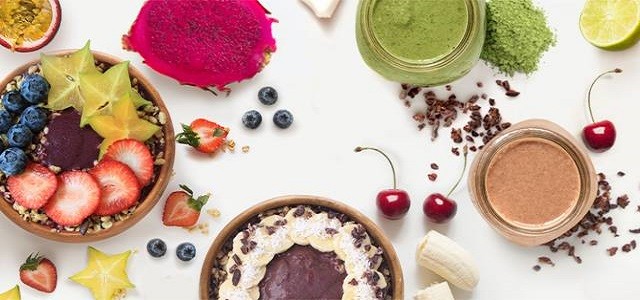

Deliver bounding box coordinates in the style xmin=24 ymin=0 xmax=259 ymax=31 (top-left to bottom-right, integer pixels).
xmin=103 ymin=139 xmax=154 ymax=186
xmin=89 ymin=160 xmax=141 ymax=216
xmin=7 ymin=163 xmax=57 ymax=209
xmin=19 ymin=254 xmax=57 ymax=293
xmin=162 ymin=185 xmax=210 ymax=227
xmin=43 ymin=171 xmax=100 ymax=226
xmin=176 ymin=119 xmax=228 ymax=154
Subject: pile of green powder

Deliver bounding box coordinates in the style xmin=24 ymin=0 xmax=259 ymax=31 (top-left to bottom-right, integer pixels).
xmin=481 ymin=0 xmax=556 ymax=76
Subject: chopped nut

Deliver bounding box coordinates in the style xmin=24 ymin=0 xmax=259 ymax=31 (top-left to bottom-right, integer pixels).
xmin=226 ymin=140 xmax=236 ymax=152
xmin=207 ymin=209 xmax=221 ymax=218
xmin=158 ymin=112 xmax=167 ymax=125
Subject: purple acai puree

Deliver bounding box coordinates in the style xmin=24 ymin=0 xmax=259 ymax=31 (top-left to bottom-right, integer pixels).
xmin=258 ymin=245 xmax=346 ymax=299
xmin=43 ymin=109 xmax=103 ymax=171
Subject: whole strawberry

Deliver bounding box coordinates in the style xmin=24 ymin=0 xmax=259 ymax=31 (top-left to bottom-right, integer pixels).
xmin=162 ymin=185 xmax=210 ymax=227
xmin=176 ymin=119 xmax=228 ymax=154
xmin=19 ymin=254 xmax=57 ymax=293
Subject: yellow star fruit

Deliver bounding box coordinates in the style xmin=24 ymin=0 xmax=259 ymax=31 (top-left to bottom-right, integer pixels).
xmin=78 ymin=61 xmax=131 ymax=126
xmin=88 ymin=94 xmax=160 ymax=157
xmin=70 ymin=247 xmax=134 ymax=300
xmin=41 ymin=41 xmax=100 ymax=111
xmin=0 ymin=285 xmax=20 ymax=300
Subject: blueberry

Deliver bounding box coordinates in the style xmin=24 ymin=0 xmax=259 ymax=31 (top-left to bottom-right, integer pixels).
xmin=19 ymin=106 xmax=48 ymax=132
xmin=273 ymin=109 xmax=293 ymax=129
xmin=147 ymin=238 xmax=167 ymax=258
xmin=176 ymin=242 xmax=196 ymax=261
xmin=2 ymin=91 xmax=28 ymax=114
xmin=242 ymin=110 xmax=262 ymax=129
xmin=258 ymin=86 xmax=278 ymax=105
xmin=0 ymin=110 xmax=12 ymax=134
xmin=20 ymin=74 xmax=50 ymax=104
xmin=7 ymin=124 xmax=33 ymax=148
xmin=0 ymin=148 xmax=27 ymax=176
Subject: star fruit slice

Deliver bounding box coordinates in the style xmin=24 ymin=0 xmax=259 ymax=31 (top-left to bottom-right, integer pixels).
xmin=0 ymin=285 xmax=20 ymax=300
xmin=88 ymin=94 xmax=160 ymax=157
xmin=41 ymin=40 xmax=100 ymax=111
xmin=70 ymin=247 xmax=134 ymax=300
xmin=78 ymin=61 xmax=134 ymax=127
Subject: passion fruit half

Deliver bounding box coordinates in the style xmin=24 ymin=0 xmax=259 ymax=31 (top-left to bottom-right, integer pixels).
xmin=0 ymin=0 xmax=61 ymax=52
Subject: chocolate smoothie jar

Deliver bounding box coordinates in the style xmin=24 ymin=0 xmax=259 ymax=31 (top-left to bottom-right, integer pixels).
xmin=468 ymin=119 xmax=597 ymax=246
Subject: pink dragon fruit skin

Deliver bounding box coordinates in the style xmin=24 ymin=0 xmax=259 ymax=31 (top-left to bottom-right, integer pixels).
xmin=123 ymin=0 xmax=277 ymax=91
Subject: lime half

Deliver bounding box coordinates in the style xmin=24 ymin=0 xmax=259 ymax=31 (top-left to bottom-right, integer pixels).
xmin=580 ymin=0 xmax=640 ymax=50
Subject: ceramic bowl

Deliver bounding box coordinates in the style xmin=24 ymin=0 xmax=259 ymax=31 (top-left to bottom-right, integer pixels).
xmin=199 ymin=195 xmax=404 ymax=299
xmin=0 ymin=50 xmax=175 ymax=242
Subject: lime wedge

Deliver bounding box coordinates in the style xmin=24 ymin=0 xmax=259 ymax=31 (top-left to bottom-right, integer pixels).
xmin=580 ymin=0 xmax=640 ymax=50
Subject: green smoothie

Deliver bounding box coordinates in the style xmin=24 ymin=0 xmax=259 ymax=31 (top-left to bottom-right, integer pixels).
xmin=372 ymin=0 xmax=469 ymax=61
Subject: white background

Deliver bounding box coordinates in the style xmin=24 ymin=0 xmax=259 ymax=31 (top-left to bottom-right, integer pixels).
xmin=1 ymin=0 xmax=640 ymax=299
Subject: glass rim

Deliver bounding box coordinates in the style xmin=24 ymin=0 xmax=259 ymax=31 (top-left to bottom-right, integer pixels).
xmin=358 ymin=0 xmax=480 ymax=71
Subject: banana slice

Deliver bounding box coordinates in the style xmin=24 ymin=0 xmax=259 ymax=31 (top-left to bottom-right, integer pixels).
xmin=369 ymin=246 xmax=383 ymax=269
xmin=416 ymin=231 xmax=479 ymax=291
xmin=333 ymin=224 xmax=376 ymax=274
xmin=308 ymin=212 xmax=343 ymax=252
xmin=231 ymin=228 xmax=256 ymax=262
xmin=285 ymin=206 xmax=316 ymax=245
xmin=258 ymin=215 xmax=286 ymax=227
xmin=238 ymin=265 xmax=267 ymax=288
xmin=300 ymin=0 xmax=341 ymax=18
xmin=249 ymin=227 xmax=293 ymax=266
xmin=414 ymin=282 xmax=455 ymax=300
xmin=218 ymin=279 xmax=259 ymax=300
xmin=342 ymin=276 xmax=376 ymax=299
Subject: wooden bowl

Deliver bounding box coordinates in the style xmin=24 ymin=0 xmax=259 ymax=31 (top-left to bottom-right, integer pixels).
xmin=199 ymin=195 xmax=404 ymax=300
xmin=0 ymin=50 xmax=175 ymax=242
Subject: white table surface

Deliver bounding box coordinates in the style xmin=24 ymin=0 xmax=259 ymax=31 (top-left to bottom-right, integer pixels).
xmin=2 ymin=0 xmax=640 ymax=299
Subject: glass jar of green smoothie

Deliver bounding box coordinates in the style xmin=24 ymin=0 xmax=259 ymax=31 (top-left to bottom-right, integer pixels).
xmin=356 ymin=0 xmax=486 ymax=86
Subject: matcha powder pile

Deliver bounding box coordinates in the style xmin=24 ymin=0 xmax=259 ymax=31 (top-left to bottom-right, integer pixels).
xmin=481 ymin=0 xmax=556 ymax=76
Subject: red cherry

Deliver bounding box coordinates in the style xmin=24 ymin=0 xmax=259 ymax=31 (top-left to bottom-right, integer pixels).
xmin=356 ymin=146 xmax=411 ymax=220
xmin=376 ymin=189 xmax=411 ymax=219
xmin=582 ymin=68 xmax=621 ymax=153
xmin=582 ymin=120 xmax=616 ymax=152
xmin=423 ymin=193 xmax=457 ymax=223
xmin=423 ymin=146 xmax=468 ymax=223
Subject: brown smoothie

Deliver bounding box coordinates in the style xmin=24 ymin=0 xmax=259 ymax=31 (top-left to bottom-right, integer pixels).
xmin=485 ymin=137 xmax=580 ymax=226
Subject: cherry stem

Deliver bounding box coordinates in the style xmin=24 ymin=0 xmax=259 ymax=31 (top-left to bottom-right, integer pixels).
xmin=447 ymin=146 xmax=468 ymax=197
xmin=587 ymin=68 xmax=622 ymax=124
xmin=355 ymin=146 xmax=397 ymax=189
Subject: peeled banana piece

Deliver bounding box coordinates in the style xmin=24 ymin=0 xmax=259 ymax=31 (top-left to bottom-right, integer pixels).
xmin=300 ymin=0 xmax=341 ymax=18
xmin=414 ymin=282 xmax=455 ymax=300
xmin=416 ymin=230 xmax=479 ymax=291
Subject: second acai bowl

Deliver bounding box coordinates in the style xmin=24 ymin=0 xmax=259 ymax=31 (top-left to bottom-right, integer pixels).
xmin=0 ymin=42 xmax=175 ymax=242
xmin=200 ymin=195 xmax=404 ymax=300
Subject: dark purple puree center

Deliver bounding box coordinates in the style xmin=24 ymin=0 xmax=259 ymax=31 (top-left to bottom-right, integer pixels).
xmin=258 ymin=245 xmax=346 ymax=300
xmin=43 ymin=109 xmax=103 ymax=170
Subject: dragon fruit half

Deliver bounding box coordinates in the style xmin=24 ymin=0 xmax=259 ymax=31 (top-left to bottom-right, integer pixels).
xmin=123 ymin=0 xmax=277 ymax=92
